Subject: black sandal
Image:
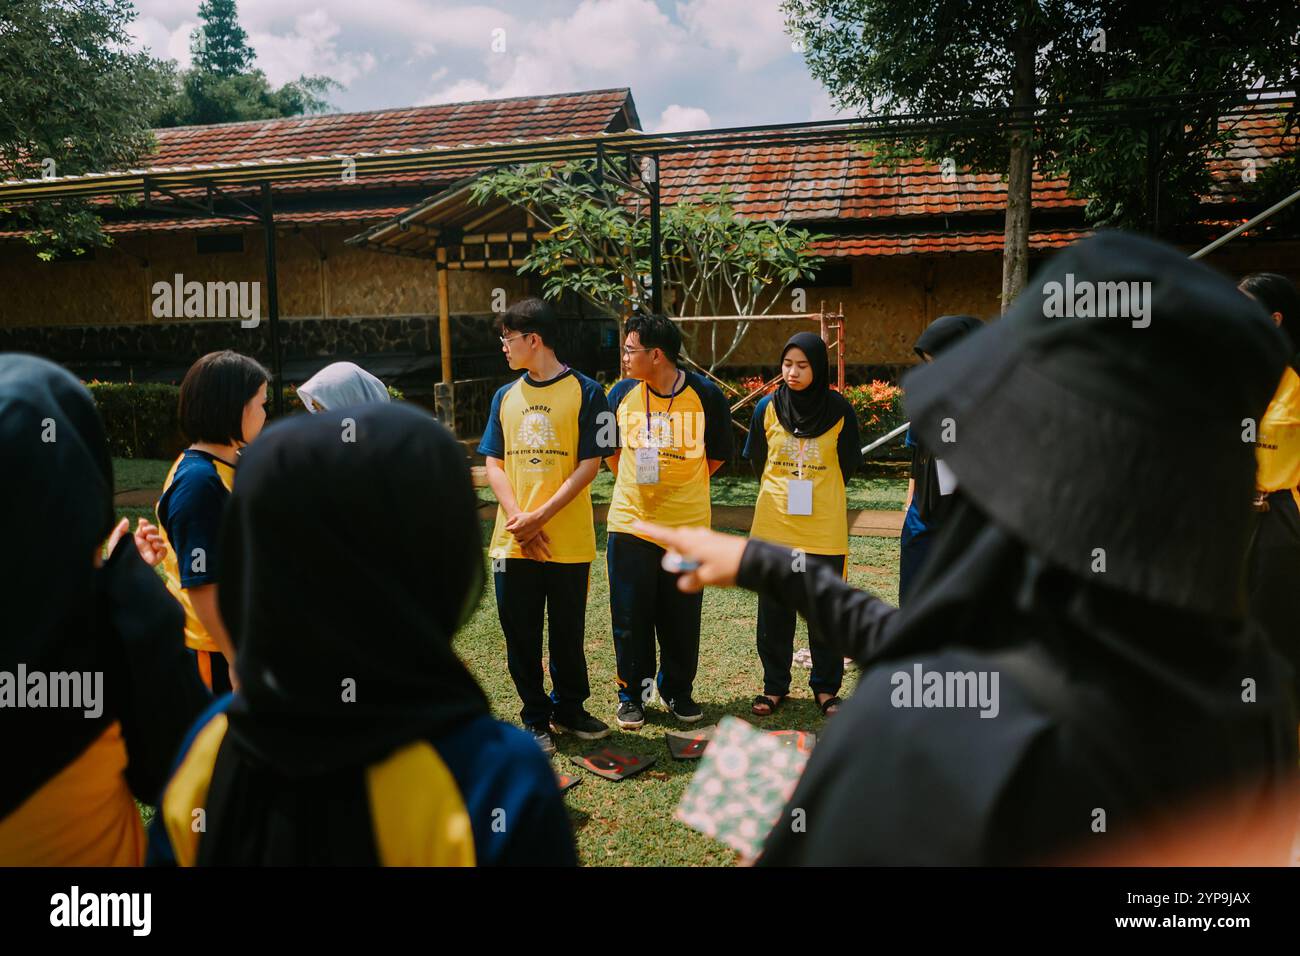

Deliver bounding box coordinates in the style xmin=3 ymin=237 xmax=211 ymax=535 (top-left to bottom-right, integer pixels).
xmin=751 ymin=694 xmax=784 ymax=717
xmin=817 ymin=695 xmax=843 ymax=717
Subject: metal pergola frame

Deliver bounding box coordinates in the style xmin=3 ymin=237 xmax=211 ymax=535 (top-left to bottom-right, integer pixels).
xmin=1 ymin=87 xmax=1293 ymax=424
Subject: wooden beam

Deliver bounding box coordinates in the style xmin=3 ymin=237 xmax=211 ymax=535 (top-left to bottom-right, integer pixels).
xmin=436 ymin=247 xmax=452 ymax=385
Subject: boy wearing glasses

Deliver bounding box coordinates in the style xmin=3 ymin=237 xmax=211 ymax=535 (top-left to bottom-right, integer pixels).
xmin=605 ymin=313 xmax=733 ymax=728
xmin=478 ymin=297 xmax=613 ymax=754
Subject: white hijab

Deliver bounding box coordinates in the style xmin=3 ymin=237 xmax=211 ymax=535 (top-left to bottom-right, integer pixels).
xmin=297 ymin=362 xmax=390 ymax=412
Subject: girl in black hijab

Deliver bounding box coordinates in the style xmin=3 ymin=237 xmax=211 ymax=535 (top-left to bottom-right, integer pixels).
xmin=636 ymin=233 xmax=1299 ymax=865
xmin=149 ymin=402 xmax=576 ymax=866
xmin=899 ymin=315 xmax=982 ymax=605
xmin=743 ymin=332 xmax=860 ymax=717
xmin=0 ymin=355 xmax=208 ymax=865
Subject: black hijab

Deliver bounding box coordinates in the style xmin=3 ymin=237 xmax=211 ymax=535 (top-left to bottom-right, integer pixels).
xmin=772 ymin=331 xmax=847 ymax=438
xmin=914 ymin=313 xmax=982 ymax=360
xmin=761 ymin=492 xmax=1297 ymax=865
xmin=908 ymin=315 xmax=982 ymax=527
xmin=759 ymin=234 xmax=1299 ymax=865
xmin=1 ymin=355 xmax=201 ymax=817
xmin=217 ymin=402 xmax=489 ymax=779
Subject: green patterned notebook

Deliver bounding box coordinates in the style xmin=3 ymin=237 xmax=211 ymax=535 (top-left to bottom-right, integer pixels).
xmin=675 ymin=716 xmax=811 ymax=861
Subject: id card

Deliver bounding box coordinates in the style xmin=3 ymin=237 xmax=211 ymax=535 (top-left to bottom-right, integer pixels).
xmin=935 ymin=457 xmax=957 ymax=496
xmin=635 ymin=446 xmax=660 ymax=485
xmin=787 ymin=478 xmax=813 ymax=515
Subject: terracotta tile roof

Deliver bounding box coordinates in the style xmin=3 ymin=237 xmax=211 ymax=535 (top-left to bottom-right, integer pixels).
xmin=658 ymin=108 xmax=1295 ymax=222
xmin=149 ymin=89 xmax=636 ymax=170
xmin=660 ymin=141 xmax=1080 ymax=220
xmin=811 ymin=227 xmax=1091 ymax=257
xmin=101 ymin=205 xmax=413 ymax=234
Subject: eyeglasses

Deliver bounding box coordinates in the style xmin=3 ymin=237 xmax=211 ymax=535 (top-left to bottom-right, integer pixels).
xmin=622 ymin=345 xmax=653 ymax=356
xmin=499 ymin=332 xmax=536 ymax=346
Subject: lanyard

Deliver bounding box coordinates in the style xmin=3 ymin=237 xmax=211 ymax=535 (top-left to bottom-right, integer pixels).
xmin=530 ymin=364 xmax=568 ymax=384
xmin=643 ymin=371 xmax=683 ymax=444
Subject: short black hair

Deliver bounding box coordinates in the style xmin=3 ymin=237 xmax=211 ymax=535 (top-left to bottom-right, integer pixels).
xmin=1240 ymin=272 xmax=1300 ymax=354
xmin=495 ymin=296 xmax=559 ymax=348
xmin=625 ymin=313 xmax=681 ymax=364
xmin=178 ymin=350 xmax=271 ymax=445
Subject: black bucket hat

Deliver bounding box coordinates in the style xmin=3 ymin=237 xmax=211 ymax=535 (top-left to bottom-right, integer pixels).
xmin=902 ymin=230 xmax=1287 ymax=618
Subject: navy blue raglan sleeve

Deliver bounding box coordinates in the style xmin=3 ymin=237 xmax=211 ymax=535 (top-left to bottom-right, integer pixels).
xmin=743 ymin=394 xmax=771 ymax=477
xmin=577 ymin=375 xmax=613 ymax=460
xmin=161 ymin=464 xmax=228 ymax=589
xmin=435 ymin=718 xmax=578 ymax=866
xmin=604 ymin=378 xmax=637 ymax=454
xmin=836 ymin=396 xmax=863 ymax=482
xmin=701 ymin=376 xmax=734 ymax=463
xmin=476 ymin=382 xmax=511 ymax=459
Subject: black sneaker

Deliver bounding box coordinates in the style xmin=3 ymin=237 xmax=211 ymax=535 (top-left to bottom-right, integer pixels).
xmin=524 ymin=723 xmax=556 ymax=756
xmin=662 ymin=695 xmax=703 ymax=723
xmin=551 ymin=711 xmax=611 ymax=740
xmin=615 ymin=700 xmax=645 ymax=730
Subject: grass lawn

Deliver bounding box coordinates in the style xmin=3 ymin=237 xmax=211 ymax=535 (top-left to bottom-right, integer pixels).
xmin=112 ymin=457 xmax=901 ymax=866
xmin=478 ymin=462 xmax=910 ymax=511
xmin=458 ymin=523 xmax=900 ymax=867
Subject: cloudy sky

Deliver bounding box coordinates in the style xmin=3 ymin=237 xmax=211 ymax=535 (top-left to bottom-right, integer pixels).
xmin=126 ymin=0 xmax=847 ymax=130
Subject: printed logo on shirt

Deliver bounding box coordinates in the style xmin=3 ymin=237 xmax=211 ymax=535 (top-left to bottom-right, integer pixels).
xmin=625 ymin=410 xmax=706 ymax=452
xmin=777 ymin=435 xmax=823 ymax=467
xmin=515 ymin=409 xmax=558 ymax=448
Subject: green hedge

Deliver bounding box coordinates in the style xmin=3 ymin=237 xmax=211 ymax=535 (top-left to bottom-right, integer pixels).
xmin=88 ymin=381 xmax=405 ymax=460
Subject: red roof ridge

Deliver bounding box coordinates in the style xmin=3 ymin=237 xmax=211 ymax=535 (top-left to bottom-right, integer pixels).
xmin=153 ymin=87 xmax=635 ymax=137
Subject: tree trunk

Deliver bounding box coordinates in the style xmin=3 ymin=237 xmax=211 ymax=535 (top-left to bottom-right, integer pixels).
xmin=1000 ymin=15 xmax=1037 ymax=312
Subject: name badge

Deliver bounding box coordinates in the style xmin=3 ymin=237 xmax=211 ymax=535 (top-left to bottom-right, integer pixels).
xmin=935 ymin=457 xmax=958 ymax=496
xmin=787 ymin=478 xmax=813 ymax=515
xmin=635 ymin=446 xmax=660 ymax=485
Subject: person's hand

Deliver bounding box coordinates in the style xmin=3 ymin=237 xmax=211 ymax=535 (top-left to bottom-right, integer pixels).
xmin=506 ymin=510 xmax=547 ymax=542
xmin=98 ymin=517 xmax=132 ymax=567
xmin=632 ymin=521 xmax=748 ymax=593
xmin=132 ymin=517 xmax=168 ymax=567
xmin=520 ymin=529 xmax=552 ymax=562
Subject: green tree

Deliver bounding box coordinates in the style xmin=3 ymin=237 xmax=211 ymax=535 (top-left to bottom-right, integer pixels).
xmin=153 ymin=0 xmax=339 ymax=127
xmin=191 ymin=0 xmax=255 ymax=76
xmin=784 ymin=0 xmax=1299 ymax=308
xmin=0 ymin=0 xmax=173 ymax=259
xmin=470 ymin=161 xmax=825 ymax=371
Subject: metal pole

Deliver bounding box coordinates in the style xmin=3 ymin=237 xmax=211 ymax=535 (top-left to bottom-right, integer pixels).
xmin=1190 ymin=186 xmax=1300 ymax=260
xmin=646 ymin=155 xmax=663 ymax=314
xmin=861 ymin=421 xmax=910 ymax=456
xmin=260 ymin=181 xmax=285 ymax=417
xmin=1145 ymin=116 xmax=1161 ymax=237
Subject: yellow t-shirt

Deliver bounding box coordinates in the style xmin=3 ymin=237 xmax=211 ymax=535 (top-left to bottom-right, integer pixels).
xmin=477 ymin=369 xmax=610 ymax=563
xmin=156 ymin=450 xmax=237 ymax=653
xmin=1256 ymin=367 xmax=1300 ymax=510
xmin=0 ymin=722 xmax=145 ymax=866
xmin=748 ymin=398 xmax=850 ymax=555
xmin=606 ymin=370 xmax=734 ymax=542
